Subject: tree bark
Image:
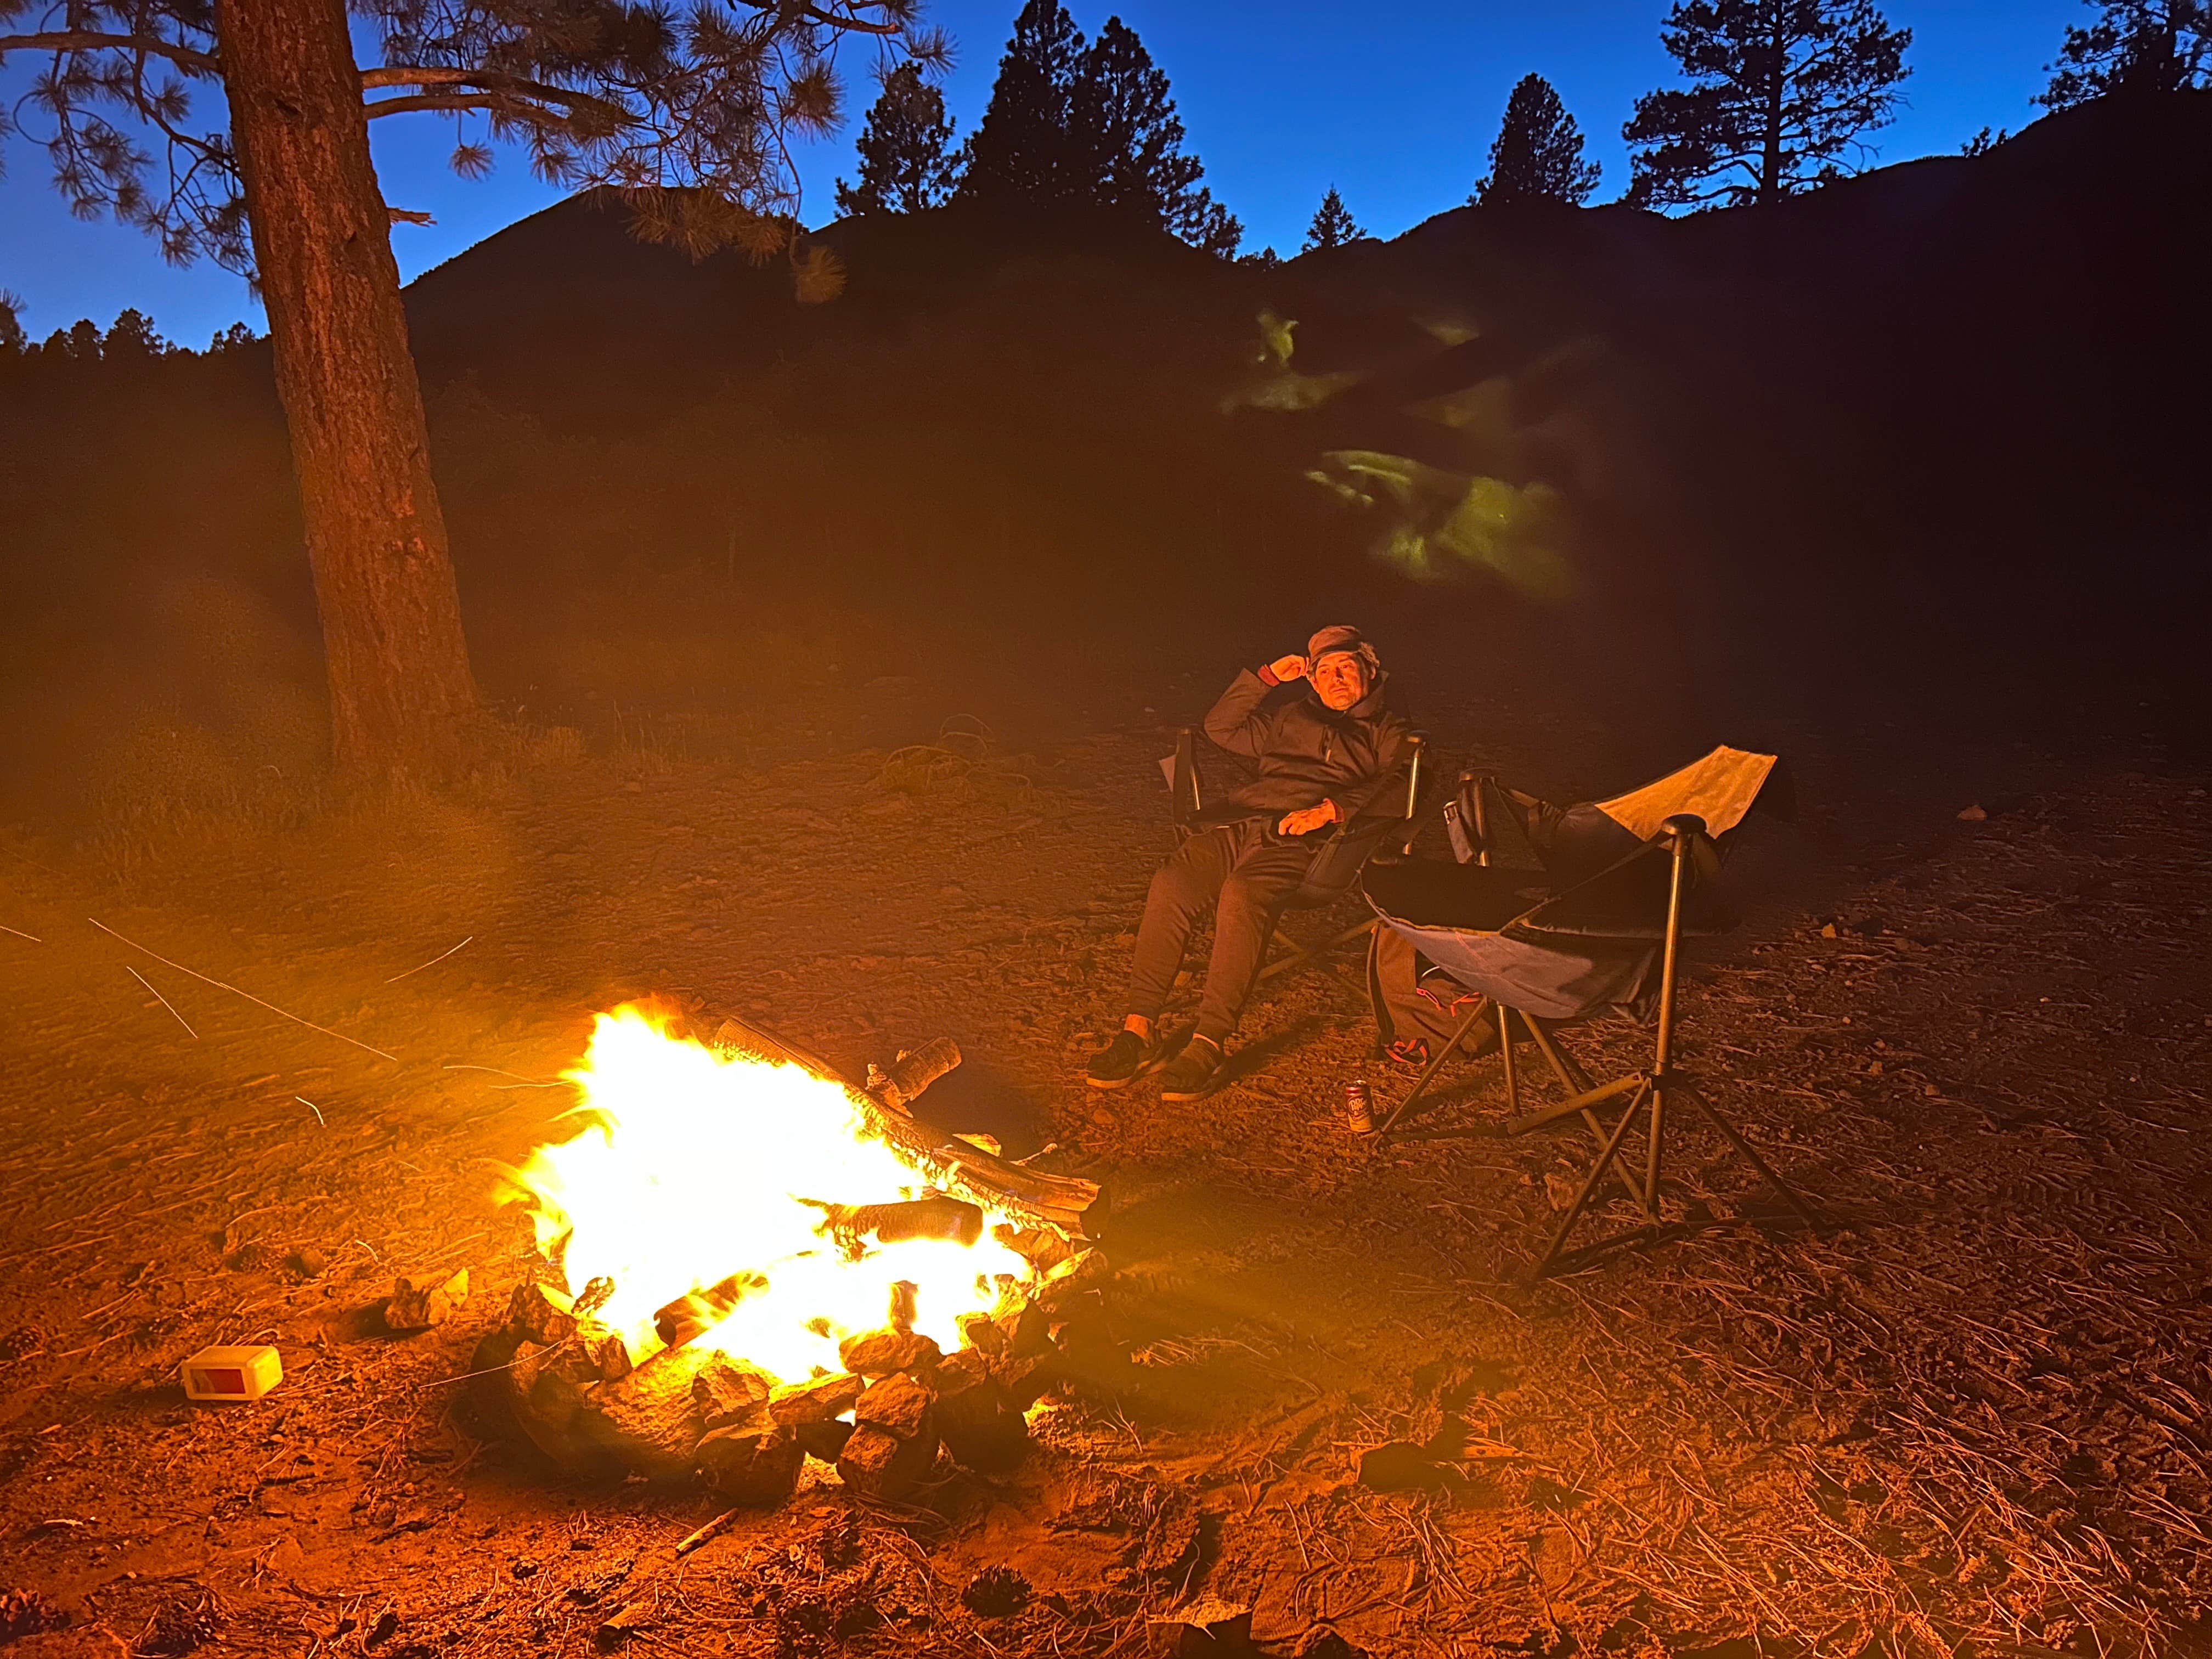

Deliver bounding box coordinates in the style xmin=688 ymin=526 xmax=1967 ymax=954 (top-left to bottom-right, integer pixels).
xmin=215 ymin=0 xmax=481 ymax=775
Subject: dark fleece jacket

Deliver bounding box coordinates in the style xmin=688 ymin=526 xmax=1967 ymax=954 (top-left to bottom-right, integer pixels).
xmin=1201 ymin=666 xmax=1413 ymax=816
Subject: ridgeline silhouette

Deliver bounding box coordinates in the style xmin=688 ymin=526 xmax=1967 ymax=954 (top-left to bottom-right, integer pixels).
xmin=1 ymin=90 xmax=2206 ymax=823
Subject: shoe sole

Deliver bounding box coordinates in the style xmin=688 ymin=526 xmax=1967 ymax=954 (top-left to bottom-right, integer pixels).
xmin=1086 ymin=1049 xmax=1168 ymax=1090
xmin=1159 ymin=1076 xmax=1221 ymax=1103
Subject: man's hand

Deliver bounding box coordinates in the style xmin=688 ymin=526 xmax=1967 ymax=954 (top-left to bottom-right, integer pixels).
xmin=1277 ymin=800 xmax=1341 ymax=836
xmin=1266 ymin=653 xmax=1308 ymax=682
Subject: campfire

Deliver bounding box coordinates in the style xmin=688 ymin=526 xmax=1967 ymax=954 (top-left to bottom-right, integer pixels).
xmin=470 ymin=1008 xmax=1108 ymax=1505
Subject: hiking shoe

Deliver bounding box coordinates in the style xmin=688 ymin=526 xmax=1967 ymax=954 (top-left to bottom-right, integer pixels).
xmin=1086 ymin=1030 xmax=1158 ymax=1090
xmin=1157 ymin=1036 xmax=1227 ymax=1102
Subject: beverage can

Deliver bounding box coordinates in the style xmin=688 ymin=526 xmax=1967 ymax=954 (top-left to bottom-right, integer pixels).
xmin=1345 ymin=1077 xmax=1374 ymax=1133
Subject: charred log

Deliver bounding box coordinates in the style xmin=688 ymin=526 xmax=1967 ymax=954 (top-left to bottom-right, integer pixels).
xmin=817 ymin=1194 xmax=984 ymax=1250
xmin=709 ymin=1014 xmax=1107 ymax=1237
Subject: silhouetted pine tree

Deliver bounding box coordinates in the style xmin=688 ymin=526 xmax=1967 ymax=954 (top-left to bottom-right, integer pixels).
xmin=1472 ymin=74 xmax=1602 ymax=206
xmin=959 ymin=0 xmax=1089 ymax=203
xmin=1070 ymin=16 xmax=1239 ymax=255
xmin=960 ymin=6 xmax=1239 ymax=254
xmin=101 ymin=308 xmax=171 ymax=362
xmin=2039 ymin=1 xmax=2210 ymax=108
xmin=0 ymin=292 xmax=22 ymax=358
xmin=837 ymin=63 xmax=958 ymax=216
xmin=1302 ymin=186 xmax=1364 ymax=251
xmin=1624 ymin=0 xmax=1912 ymax=209
xmin=46 ymin=320 xmax=104 ymax=362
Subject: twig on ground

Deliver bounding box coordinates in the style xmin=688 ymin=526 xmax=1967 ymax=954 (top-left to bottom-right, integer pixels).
xmin=126 ymin=965 xmax=198 ymax=1039
xmin=386 ymin=936 xmax=473 ymax=984
xmin=88 ymin=917 xmax=401 ymax=1062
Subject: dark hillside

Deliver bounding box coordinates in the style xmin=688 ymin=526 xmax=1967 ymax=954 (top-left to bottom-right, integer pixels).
xmin=2 ymin=94 xmax=2205 ymax=826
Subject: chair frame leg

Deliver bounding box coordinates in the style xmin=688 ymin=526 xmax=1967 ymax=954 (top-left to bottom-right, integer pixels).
xmin=1256 ymin=918 xmax=1377 ymax=984
xmin=1373 ymin=996 xmax=1492 ymax=1136
xmin=1520 ymin=828 xmax=1820 ymax=1279
xmin=1533 ymin=1079 xmax=1651 ymax=1278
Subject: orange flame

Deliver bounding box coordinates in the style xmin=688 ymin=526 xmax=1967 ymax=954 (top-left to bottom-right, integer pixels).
xmin=506 ymin=1007 xmax=1030 ymax=1384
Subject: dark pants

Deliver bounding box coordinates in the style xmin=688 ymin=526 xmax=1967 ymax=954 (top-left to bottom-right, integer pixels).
xmin=1126 ymin=821 xmax=1314 ymax=1044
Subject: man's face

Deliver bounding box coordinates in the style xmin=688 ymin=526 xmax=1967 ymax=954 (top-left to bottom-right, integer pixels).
xmin=1311 ymin=651 xmax=1369 ymax=711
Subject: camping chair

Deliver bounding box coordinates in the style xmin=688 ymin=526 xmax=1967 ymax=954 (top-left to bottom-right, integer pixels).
xmin=1166 ymin=726 xmax=1426 ymax=983
xmin=1364 ymin=746 xmax=1817 ymax=1278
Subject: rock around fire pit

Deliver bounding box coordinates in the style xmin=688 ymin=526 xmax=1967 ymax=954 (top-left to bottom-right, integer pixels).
xmin=471 ymin=1221 xmax=1113 ymax=1503
xmin=467 ymin=1023 xmax=1114 ymax=1507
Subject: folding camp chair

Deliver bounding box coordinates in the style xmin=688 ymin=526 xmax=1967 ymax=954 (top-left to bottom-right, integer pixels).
xmin=1166 ymin=726 xmax=1426 ymax=983
xmin=1364 ymin=746 xmax=1817 ymax=1278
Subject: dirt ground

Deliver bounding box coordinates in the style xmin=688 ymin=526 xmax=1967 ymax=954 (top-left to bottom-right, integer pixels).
xmin=2 ymin=663 xmax=2209 ymax=1659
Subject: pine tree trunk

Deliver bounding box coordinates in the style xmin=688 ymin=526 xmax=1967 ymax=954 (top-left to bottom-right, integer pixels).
xmin=215 ymin=0 xmax=481 ymax=775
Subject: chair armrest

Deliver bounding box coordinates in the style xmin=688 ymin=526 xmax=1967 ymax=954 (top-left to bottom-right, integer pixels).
xmin=1169 ymin=727 xmax=1203 ymax=826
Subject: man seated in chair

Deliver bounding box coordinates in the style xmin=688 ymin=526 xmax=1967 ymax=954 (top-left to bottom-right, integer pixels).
xmin=1086 ymin=625 xmax=1412 ymax=1102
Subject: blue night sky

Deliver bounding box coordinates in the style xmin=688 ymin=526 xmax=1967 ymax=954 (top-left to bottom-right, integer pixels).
xmin=3 ymin=0 xmax=2084 ymax=344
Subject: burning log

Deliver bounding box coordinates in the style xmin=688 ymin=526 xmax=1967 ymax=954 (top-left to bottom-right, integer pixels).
xmin=864 ymin=1038 xmax=962 ymax=1115
xmin=653 ymin=1272 xmax=765 ymax=1349
xmin=864 ymin=1100 xmax=1104 ymax=1238
xmin=466 ymin=1008 xmax=1134 ymax=1504
xmin=713 ymin=1015 xmax=1106 ymax=1238
xmin=818 ymin=1195 xmax=985 ymax=1250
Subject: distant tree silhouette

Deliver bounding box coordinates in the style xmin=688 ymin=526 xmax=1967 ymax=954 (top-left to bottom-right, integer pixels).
xmin=0 ymin=0 xmax=939 ymax=775
xmin=1960 ymin=125 xmax=2008 ymax=155
xmin=1071 ymin=17 xmax=1239 ymax=254
xmin=0 ymin=292 xmax=22 ymax=357
xmin=1472 ymin=73 xmax=1602 ymax=206
xmin=2039 ymin=1 xmax=2210 ymax=108
xmin=960 ymin=5 xmax=1239 ymax=254
xmin=838 ymin=63 xmax=958 ymax=216
xmin=102 ymin=308 xmax=171 ymax=362
xmin=1624 ymin=0 xmax=1912 ymax=209
xmin=1303 ymin=186 xmax=1364 ymax=250
xmin=49 ymin=320 xmax=104 ymax=362
xmin=960 ymin=0 xmax=1089 ymax=203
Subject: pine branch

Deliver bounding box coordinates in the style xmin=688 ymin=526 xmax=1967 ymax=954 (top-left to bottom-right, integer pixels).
xmin=794 ymin=4 xmax=904 ymax=37
xmin=0 ymin=29 xmax=218 ymax=75
xmin=359 ymin=65 xmax=628 ymax=127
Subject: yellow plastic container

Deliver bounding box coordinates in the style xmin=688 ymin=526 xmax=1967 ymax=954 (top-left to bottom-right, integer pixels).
xmin=180 ymin=1344 xmax=283 ymax=1402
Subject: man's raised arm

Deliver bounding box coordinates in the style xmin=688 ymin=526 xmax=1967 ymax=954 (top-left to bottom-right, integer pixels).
xmin=1201 ymin=654 xmax=1308 ymax=758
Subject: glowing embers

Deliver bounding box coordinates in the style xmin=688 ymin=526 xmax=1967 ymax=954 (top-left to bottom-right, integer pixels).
xmin=504 ymin=1006 xmax=1031 ymax=1387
